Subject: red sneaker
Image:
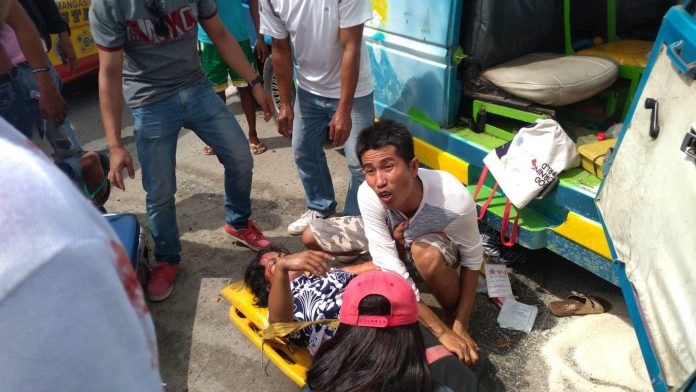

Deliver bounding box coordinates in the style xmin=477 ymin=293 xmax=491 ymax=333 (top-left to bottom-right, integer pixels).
xmin=147 ymin=262 xmax=180 ymax=302
xmin=224 ymin=220 xmax=272 ymax=251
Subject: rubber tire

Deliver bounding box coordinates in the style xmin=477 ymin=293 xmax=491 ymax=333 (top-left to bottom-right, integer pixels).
xmin=263 ymin=53 xmax=295 ymax=114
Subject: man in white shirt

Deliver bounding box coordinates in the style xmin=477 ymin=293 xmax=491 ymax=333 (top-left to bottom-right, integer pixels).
xmin=260 ymin=0 xmax=375 ymax=235
xmin=0 ymin=118 xmax=163 ymax=391
xmin=303 ymin=119 xmax=483 ymax=366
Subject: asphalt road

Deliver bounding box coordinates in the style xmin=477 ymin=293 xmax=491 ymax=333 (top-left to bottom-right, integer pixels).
xmin=61 ymin=74 xmax=651 ymax=392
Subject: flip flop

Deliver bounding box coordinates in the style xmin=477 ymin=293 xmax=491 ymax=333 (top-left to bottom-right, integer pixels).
xmin=250 ymin=142 xmax=267 ymax=155
xmin=83 ymin=152 xmax=111 ymax=211
xmin=202 ymin=145 xmax=216 ymax=155
xmin=548 ymin=291 xmax=606 ymax=317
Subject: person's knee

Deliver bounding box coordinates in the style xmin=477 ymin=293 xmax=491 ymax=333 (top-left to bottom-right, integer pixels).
xmin=302 ymin=227 xmax=321 ymax=250
xmin=410 ymin=243 xmax=446 ymax=278
xmin=217 ymin=146 xmax=253 ymax=173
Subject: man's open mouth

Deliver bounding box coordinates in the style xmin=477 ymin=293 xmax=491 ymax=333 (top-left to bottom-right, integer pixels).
xmin=378 ymin=191 xmax=393 ymax=203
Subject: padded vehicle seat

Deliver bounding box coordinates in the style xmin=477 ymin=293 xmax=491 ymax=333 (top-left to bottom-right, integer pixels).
xmin=481 ymin=53 xmax=619 ymax=106
xmin=577 ymin=40 xmax=652 ymax=68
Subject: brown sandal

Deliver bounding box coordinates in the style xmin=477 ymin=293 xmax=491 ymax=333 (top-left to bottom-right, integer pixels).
xmin=548 ymin=291 xmax=606 ymax=317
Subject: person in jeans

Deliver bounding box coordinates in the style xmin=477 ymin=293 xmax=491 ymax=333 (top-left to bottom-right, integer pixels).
xmin=12 ymin=0 xmax=110 ymax=208
xmin=197 ymin=0 xmax=269 ymax=156
xmin=90 ymin=0 xmax=275 ymax=301
xmin=260 ymin=0 xmax=375 ymax=235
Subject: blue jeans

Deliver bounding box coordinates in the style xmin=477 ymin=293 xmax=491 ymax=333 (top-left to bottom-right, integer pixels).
xmin=132 ymin=81 xmax=254 ymax=264
xmin=0 ymin=62 xmax=85 ymax=181
xmin=292 ymin=88 xmax=375 ymax=216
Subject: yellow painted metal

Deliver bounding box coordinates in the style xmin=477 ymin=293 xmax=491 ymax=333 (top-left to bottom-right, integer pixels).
xmin=221 ymin=282 xmax=312 ymax=386
xmin=413 ymin=137 xmax=469 ymax=184
xmin=551 ymin=212 xmax=612 ymax=259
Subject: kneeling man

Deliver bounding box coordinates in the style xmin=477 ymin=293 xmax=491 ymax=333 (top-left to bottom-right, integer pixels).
xmin=303 ymin=119 xmax=483 ymax=365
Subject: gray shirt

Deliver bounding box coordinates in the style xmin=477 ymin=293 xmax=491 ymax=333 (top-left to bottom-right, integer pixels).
xmin=89 ymin=0 xmax=217 ymax=107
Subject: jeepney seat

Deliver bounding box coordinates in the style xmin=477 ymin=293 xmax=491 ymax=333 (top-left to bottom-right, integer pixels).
xmin=481 ymin=52 xmax=619 ymax=107
xmin=575 ymin=40 xmax=651 ymax=69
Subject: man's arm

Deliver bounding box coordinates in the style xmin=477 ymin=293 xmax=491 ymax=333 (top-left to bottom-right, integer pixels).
xmin=199 ymin=15 xmax=273 ymax=121
xmin=328 ymin=23 xmax=363 ymax=147
xmin=32 ymin=0 xmax=69 ymax=34
xmin=6 ymin=0 xmax=67 ymax=125
xmin=418 ymin=302 xmax=479 ymax=366
xmin=271 ymin=36 xmax=294 ymax=137
xmin=247 ymin=0 xmax=268 ymax=63
xmin=97 ymin=48 xmax=134 ymax=191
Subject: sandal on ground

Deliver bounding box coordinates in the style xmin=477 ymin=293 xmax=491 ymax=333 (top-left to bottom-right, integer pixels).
xmin=548 ymin=291 xmax=607 ymax=317
xmin=82 ymin=152 xmax=111 ymax=211
xmin=250 ymin=142 xmax=267 ymax=155
xmin=202 ymin=145 xmax=216 ymax=155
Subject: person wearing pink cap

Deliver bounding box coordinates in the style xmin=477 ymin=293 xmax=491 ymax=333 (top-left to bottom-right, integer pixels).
xmin=303 ymin=270 xmax=472 ymax=392
xmin=303 ymin=119 xmax=484 ymax=365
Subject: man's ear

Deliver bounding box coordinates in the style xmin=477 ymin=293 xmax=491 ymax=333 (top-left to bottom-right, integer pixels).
xmin=409 ymin=157 xmax=419 ymax=176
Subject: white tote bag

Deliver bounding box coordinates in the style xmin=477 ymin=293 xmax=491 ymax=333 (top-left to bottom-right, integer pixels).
xmin=482 ymin=119 xmax=580 ymax=209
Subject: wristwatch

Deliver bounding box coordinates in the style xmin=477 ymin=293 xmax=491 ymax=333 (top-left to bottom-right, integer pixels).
xmin=249 ymin=75 xmax=264 ymax=88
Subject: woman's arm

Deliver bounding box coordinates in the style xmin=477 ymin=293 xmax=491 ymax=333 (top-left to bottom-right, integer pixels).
xmin=267 ymin=251 xmax=333 ymax=323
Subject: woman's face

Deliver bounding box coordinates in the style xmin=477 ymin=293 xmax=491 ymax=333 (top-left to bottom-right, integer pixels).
xmin=259 ymin=251 xmax=286 ymax=283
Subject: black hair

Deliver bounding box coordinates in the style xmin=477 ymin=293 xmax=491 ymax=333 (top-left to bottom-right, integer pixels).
xmin=244 ymin=246 xmax=289 ymax=307
xmin=305 ymin=294 xmax=433 ymax=392
xmin=356 ymin=119 xmax=415 ymax=165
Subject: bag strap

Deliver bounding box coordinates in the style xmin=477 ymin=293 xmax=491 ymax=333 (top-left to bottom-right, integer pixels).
xmin=474 ymin=166 xmax=499 ymax=221
xmin=472 ymin=165 xmax=488 ymax=199
xmin=500 ymin=199 xmax=520 ymax=247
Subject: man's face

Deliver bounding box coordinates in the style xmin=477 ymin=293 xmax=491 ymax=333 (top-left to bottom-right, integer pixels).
xmin=361 ymin=145 xmax=418 ymax=211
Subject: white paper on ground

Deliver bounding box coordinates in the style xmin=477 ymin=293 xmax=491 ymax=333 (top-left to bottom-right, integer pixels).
xmin=484 ymin=264 xmax=513 ymax=298
xmin=497 ymin=298 xmax=539 ymax=333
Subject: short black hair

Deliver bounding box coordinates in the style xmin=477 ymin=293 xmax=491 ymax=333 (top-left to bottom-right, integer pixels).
xmin=356 ymin=119 xmax=415 ymax=165
xmin=244 ymin=246 xmax=290 ymax=307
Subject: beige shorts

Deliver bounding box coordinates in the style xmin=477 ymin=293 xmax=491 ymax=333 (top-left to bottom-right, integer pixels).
xmin=308 ymin=216 xmax=460 ymax=268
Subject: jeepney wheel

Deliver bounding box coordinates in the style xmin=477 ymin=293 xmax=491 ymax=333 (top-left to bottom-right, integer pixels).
xmin=263 ymin=54 xmax=295 ymax=114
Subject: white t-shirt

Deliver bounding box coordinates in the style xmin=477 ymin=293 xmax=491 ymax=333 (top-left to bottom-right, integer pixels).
xmin=358 ymin=169 xmax=484 ymax=299
xmin=0 ymin=120 xmax=163 ymax=391
xmin=259 ymin=0 xmax=374 ymax=99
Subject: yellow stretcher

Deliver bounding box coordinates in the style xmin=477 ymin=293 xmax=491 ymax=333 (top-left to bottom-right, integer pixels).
xmin=220 ymin=282 xmax=312 ymax=386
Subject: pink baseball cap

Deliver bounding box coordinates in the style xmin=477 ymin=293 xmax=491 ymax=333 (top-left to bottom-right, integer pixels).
xmin=339 ymin=270 xmax=419 ymax=328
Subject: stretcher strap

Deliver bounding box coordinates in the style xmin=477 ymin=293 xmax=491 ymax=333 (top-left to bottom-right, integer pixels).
xmin=261 ymin=319 xmax=340 ymax=340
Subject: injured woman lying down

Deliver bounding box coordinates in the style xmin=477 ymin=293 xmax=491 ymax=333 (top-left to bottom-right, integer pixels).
xmin=244 ymin=246 xmax=375 ymax=355
xmin=244 ymin=247 xmax=485 ymax=392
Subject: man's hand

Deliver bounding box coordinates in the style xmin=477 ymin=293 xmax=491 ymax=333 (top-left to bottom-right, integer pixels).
xmin=57 ymin=32 xmax=78 ymax=75
xmin=392 ymin=221 xmax=408 ymax=250
xmin=438 ymin=328 xmax=479 ymax=366
xmin=255 ymin=38 xmax=269 ymax=63
xmin=38 ymin=85 xmax=68 ymax=126
xmin=328 ymin=108 xmax=351 ymax=147
xmin=108 ymin=146 xmax=135 ymax=191
xmin=277 ymin=102 xmax=293 ymax=137
xmin=276 ymin=250 xmax=333 ymax=277
xmin=251 ymin=83 xmax=275 ymax=122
